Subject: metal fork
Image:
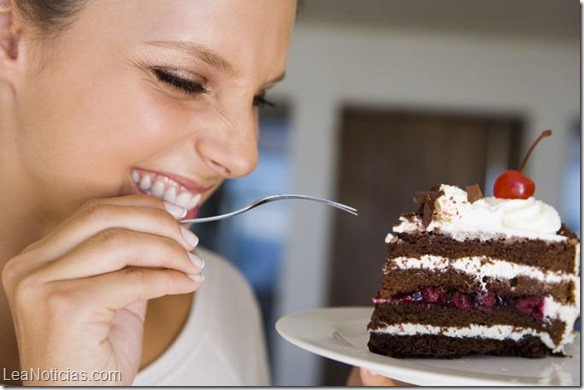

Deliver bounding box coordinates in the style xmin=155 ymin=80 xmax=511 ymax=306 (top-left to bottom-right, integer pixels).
xmin=180 ymin=194 xmax=358 ymax=224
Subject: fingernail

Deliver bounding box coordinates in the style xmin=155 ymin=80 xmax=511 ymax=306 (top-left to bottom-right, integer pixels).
xmin=188 ymin=252 xmax=205 ymax=269
xmin=189 ymin=273 xmax=204 ymax=283
xmin=181 ymin=226 xmax=199 ymax=248
xmin=164 ymin=201 xmax=187 ymax=219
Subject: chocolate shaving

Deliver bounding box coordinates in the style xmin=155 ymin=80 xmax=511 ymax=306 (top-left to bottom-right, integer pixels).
xmin=466 ymin=184 xmax=483 ymax=203
xmin=413 ymin=187 xmax=443 ymax=228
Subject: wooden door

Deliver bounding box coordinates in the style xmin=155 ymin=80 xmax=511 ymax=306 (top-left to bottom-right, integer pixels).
xmin=322 ymin=107 xmax=523 ymax=385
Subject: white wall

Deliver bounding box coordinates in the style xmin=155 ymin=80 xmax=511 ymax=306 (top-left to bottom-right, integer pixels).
xmin=271 ymin=23 xmax=579 ymax=386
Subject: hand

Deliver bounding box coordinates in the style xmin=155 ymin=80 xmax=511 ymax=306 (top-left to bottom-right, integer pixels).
xmin=1 ymin=195 xmax=203 ymax=385
xmin=347 ymin=366 xmax=413 ymax=386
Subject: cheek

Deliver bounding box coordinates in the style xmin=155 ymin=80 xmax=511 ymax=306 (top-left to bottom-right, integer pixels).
xmin=15 ymin=71 xmax=192 ymax=198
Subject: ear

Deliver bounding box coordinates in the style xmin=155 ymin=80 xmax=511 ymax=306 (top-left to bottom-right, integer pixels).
xmin=0 ymin=0 xmax=19 ymax=61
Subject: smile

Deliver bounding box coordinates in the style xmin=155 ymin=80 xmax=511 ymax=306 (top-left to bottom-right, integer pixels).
xmin=131 ymin=168 xmax=202 ymax=210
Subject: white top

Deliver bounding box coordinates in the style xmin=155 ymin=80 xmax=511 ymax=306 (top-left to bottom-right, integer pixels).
xmin=132 ymin=248 xmax=270 ymax=386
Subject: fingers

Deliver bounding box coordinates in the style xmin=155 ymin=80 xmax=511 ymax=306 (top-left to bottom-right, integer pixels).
xmin=347 ymin=366 xmax=363 ymax=386
xmin=23 ymin=195 xmax=197 ymax=263
xmin=96 ymin=267 xmax=203 ymax=311
xmin=25 ymin=267 xmax=202 ymax=327
xmin=32 ymin=228 xmax=204 ymax=282
xmin=2 ymin=194 xmax=205 ymax=385
xmin=359 ymin=368 xmax=412 ymax=386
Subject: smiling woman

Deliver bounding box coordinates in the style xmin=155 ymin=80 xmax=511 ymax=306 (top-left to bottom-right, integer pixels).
xmin=0 ymin=0 xmax=296 ymax=386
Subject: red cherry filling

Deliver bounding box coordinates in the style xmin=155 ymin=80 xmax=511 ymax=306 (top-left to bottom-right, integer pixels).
xmin=453 ymin=291 xmax=471 ymax=310
xmin=422 ymin=286 xmax=442 ymax=302
xmin=515 ymin=296 xmax=545 ymax=321
xmin=374 ymin=287 xmax=545 ymax=320
xmin=476 ymin=291 xmax=496 ymax=310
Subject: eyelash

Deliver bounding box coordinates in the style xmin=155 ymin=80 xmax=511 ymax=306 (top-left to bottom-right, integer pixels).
xmin=153 ymin=68 xmax=208 ymax=95
xmin=253 ymin=94 xmax=276 ymax=108
xmin=152 ymin=68 xmax=276 ymax=108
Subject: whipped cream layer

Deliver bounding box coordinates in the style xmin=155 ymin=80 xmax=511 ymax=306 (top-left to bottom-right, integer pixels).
xmin=385 ymin=254 xmax=579 ymax=287
xmin=393 ymin=184 xmax=566 ymax=242
xmin=370 ymin=323 xmax=575 ymax=354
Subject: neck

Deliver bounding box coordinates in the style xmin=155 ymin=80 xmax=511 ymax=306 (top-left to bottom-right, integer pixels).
xmin=0 ymin=101 xmax=48 ymax=264
xmin=0 ymin=124 xmax=49 ymax=383
xmin=0 ymin=194 xmax=33 ymax=384
xmin=0 ymin=87 xmax=61 ymax=381
xmin=0 ymin=160 xmax=47 ymax=265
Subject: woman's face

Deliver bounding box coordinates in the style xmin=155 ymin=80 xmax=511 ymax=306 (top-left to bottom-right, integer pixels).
xmin=10 ymin=0 xmax=296 ymax=223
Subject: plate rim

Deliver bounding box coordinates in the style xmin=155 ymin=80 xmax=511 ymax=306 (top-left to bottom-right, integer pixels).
xmin=275 ymin=306 xmax=581 ymax=386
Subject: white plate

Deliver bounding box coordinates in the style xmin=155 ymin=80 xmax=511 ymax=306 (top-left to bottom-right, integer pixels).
xmin=276 ymin=307 xmax=581 ymax=386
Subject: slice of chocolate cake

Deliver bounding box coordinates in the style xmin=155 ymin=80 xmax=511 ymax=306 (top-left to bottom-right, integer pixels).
xmin=367 ymin=184 xmax=580 ymax=359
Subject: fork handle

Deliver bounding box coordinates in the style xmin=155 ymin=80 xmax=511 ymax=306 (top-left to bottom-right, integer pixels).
xmin=180 ymin=194 xmax=357 ymax=224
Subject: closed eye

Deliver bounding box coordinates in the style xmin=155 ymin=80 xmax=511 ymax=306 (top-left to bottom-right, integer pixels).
xmin=152 ymin=68 xmax=209 ymax=96
xmin=153 ymin=67 xmax=275 ymax=108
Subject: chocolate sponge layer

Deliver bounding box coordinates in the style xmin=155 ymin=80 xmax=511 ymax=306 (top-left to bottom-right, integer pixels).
xmin=368 ymin=333 xmax=552 ymax=359
xmin=388 ymin=230 xmax=578 ymax=273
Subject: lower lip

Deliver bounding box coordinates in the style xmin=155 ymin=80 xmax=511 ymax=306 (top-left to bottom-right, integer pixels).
xmin=184 ymin=207 xmax=199 ymax=220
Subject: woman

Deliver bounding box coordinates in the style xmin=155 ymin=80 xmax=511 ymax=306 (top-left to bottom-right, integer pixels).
xmin=0 ymin=0 xmax=295 ymax=385
xmin=0 ymin=0 xmax=400 ymax=385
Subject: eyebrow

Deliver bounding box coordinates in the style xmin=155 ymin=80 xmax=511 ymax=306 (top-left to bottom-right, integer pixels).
xmin=146 ymin=40 xmax=286 ymax=86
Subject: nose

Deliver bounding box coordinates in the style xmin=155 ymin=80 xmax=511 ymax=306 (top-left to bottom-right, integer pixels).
xmin=197 ymin=105 xmax=259 ymax=179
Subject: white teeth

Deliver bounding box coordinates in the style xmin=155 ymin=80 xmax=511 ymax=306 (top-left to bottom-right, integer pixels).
xmin=163 ymin=186 xmax=177 ymax=203
xmin=151 ymin=180 xmax=165 ymax=197
xmin=139 ymin=175 xmax=152 ymax=190
xmin=176 ymin=192 xmax=192 ymax=209
xmin=131 ymin=170 xmax=140 ymax=183
xmin=188 ymin=193 xmax=202 ymax=209
xmin=132 ymin=170 xmax=201 ymax=210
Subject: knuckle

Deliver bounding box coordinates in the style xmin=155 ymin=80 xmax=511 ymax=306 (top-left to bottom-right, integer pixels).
xmin=94 ymin=227 xmax=132 ymax=249
xmin=123 ymin=266 xmax=148 ymax=287
xmin=12 ymin=272 xmax=44 ymax=306
xmin=1 ymin=255 xmax=32 ymax=296
xmin=80 ymin=200 xmax=111 ymax=223
xmin=1 ymin=257 xmax=19 ymax=292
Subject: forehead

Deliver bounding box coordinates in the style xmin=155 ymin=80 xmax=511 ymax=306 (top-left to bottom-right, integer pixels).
xmin=62 ymin=0 xmax=296 ymax=77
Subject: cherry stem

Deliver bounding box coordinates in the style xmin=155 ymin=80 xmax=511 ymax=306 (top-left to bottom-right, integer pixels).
xmin=519 ymin=129 xmax=552 ymax=172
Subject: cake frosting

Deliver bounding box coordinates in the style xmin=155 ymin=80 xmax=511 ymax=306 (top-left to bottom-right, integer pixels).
xmin=393 ymin=184 xmax=565 ymax=241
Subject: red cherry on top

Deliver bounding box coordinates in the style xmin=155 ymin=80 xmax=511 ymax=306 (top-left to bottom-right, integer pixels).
xmin=493 ymin=170 xmax=534 ymax=199
xmin=493 ymin=130 xmax=552 ymax=199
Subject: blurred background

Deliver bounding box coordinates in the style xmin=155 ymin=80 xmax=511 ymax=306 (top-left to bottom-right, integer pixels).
xmin=192 ymin=0 xmax=580 ymax=386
